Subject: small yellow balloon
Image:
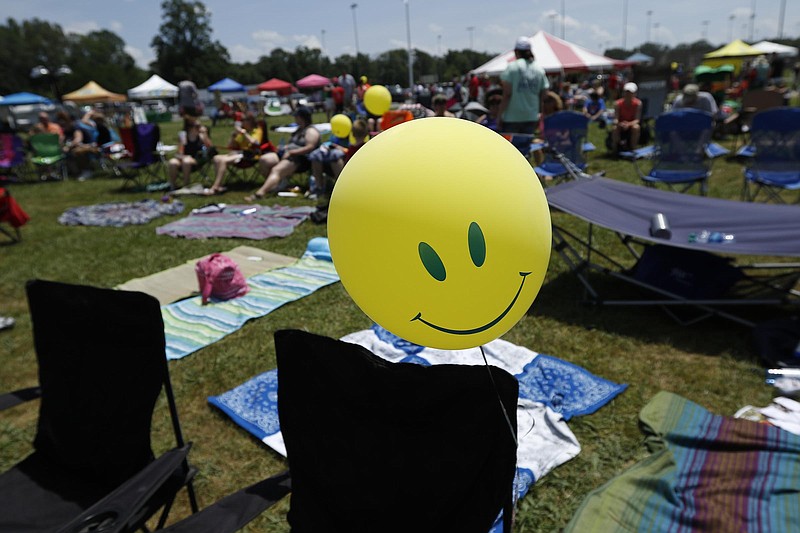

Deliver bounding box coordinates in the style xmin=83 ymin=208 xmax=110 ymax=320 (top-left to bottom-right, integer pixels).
xmin=330 ymin=113 xmax=352 ymax=138
xmin=328 ymin=118 xmax=551 ymax=349
xmin=363 ymin=85 xmax=392 ymax=116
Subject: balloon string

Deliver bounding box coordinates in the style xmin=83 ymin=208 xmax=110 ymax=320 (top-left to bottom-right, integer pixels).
xmin=479 ymin=344 xmax=521 ymax=530
xmin=479 ymin=344 xmax=519 ymax=448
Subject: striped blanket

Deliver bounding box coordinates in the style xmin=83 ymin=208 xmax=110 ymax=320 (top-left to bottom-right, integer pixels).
xmin=155 ymin=204 xmax=316 ymax=239
xmin=162 ymin=250 xmax=339 ymax=360
xmin=566 ymin=391 xmax=800 ymax=532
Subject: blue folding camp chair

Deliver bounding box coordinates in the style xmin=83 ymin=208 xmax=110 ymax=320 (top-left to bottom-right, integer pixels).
xmin=633 ymin=109 xmax=715 ymax=195
xmin=533 ymin=111 xmax=592 ymax=184
xmin=117 ymin=123 xmax=163 ymax=189
xmin=742 ymin=107 xmax=800 ymax=204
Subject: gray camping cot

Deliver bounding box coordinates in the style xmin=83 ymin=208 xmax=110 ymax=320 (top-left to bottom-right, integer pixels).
xmin=546 ymin=177 xmax=800 ymax=327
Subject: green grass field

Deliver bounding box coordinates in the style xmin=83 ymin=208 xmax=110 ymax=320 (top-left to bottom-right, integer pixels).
xmin=0 ymin=112 xmax=792 ymax=531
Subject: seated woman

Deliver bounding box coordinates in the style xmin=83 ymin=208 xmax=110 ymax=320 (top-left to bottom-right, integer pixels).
xmin=55 ymin=111 xmax=94 ymax=180
xmin=307 ymin=118 xmax=369 ymax=199
xmin=206 ymin=113 xmax=263 ymax=195
xmin=476 ymin=88 xmax=503 ymax=131
xmin=167 ymin=116 xmax=215 ymax=189
xmin=245 ymin=106 xmax=320 ymax=202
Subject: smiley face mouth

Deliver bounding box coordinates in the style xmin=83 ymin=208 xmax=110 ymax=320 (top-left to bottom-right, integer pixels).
xmin=410 ymin=271 xmax=531 ymax=335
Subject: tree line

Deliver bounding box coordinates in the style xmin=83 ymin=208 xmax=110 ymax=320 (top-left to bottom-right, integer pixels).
xmin=2 ymin=0 xmax=798 ymax=99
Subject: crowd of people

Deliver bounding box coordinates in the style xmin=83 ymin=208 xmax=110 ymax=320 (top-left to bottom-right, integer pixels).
xmin=6 ymin=41 xmax=795 ymax=200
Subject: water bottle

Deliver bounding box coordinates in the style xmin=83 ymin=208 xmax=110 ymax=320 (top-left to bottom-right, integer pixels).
xmin=688 ymin=230 xmax=735 ymax=244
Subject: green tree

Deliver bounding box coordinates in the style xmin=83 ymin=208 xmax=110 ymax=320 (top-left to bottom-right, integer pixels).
xmin=0 ymin=18 xmax=71 ymax=96
xmin=67 ymin=30 xmax=144 ymax=94
xmin=150 ymin=0 xmax=230 ymax=87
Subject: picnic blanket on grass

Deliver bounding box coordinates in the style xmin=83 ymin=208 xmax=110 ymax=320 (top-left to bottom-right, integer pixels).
xmin=566 ymin=391 xmax=800 ymax=533
xmin=58 ymin=199 xmax=184 ymax=227
xmin=162 ymin=238 xmax=338 ymax=359
xmin=116 ymin=246 xmax=296 ymax=305
xmin=209 ymin=325 xmax=627 ymax=532
xmin=156 ymin=204 xmax=316 ymax=239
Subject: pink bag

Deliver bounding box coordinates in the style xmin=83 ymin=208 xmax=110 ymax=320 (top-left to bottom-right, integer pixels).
xmin=195 ymin=253 xmax=249 ymax=305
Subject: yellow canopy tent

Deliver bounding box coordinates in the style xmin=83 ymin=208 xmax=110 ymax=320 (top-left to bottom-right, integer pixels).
xmin=62 ymin=81 xmax=126 ymax=103
xmin=702 ymin=39 xmax=762 ymax=75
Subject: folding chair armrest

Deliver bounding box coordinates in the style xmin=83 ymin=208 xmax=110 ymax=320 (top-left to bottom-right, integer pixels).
xmin=631 ymin=155 xmax=651 ymax=179
xmin=55 ymin=444 xmax=193 ymax=533
xmin=0 ymin=386 xmax=41 ymax=411
xmin=157 ymin=470 xmax=291 ymax=533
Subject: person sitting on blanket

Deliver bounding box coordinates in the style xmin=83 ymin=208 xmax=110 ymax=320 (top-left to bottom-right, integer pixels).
xmin=244 ymin=106 xmax=320 ymax=202
xmin=206 ymin=113 xmax=263 ymax=195
xmin=167 ymin=116 xmax=215 ymax=190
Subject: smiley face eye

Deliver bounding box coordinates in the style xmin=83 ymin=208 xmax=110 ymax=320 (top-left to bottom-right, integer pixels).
xmin=468 ymin=222 xmax=486 ymax=267
xmin=419 ymin=242 xmax=446 ymax=281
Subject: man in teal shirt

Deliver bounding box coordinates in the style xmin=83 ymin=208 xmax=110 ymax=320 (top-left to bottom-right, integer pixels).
xmin=498 ymin=36 xmax=549 ymax=147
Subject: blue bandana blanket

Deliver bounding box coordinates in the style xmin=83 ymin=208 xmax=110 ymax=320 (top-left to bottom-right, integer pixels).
xmin=209 ymin=326 xmax=627 ymax=532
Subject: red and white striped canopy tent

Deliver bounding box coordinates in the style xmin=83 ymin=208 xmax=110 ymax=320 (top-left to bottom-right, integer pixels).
xmin=473 ymin=31 xmax=629 ymax=76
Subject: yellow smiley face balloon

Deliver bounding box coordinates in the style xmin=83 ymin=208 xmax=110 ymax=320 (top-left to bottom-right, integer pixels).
xmin=328 ymin=117 xmax=551 ymax=349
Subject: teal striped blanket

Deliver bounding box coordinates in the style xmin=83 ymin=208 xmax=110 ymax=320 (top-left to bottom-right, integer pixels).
xmin=162 ymin=248 xmax=339 ymax=360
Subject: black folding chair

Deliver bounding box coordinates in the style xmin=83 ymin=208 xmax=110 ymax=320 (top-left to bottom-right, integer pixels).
xmin=55 ymin=329 xmax=519 ymax=533
xmin=0 ymin=280 xmax=198 ymax=532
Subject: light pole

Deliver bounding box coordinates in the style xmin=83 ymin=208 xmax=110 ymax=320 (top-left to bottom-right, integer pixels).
xmin=321 ymin=29 xmax=326 ymax=55
xmin=778 ymin=0 xmax=786 ymax=38
xmin=467 ymin=26 xmax=475 ymax=50
xmin=748 ymin=0 xmax=756 ymax=42
xmin=728 ymin=14 xmax=735 ymax=42
xmin=646 ymin=10 xmax=653 ymax=44
xmin=701 ymin=20 xmax=710 ymax=41
xmin=622 ymin=0 xmax=628 ymax=50
xmin=350 ymin=3 xmax=360 ymax=60
xmin=30 ymin=64 xmax=71 ymax=99
xmin=561 ymin=0 xmax=566 ymax=39
xmin=350 ymin=3 xmax=360 ymax=74
xmin=404 ymin=0 xmax=413 ymax=90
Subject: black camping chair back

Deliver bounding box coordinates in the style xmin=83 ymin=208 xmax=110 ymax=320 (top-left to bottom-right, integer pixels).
xmin=276 ymin=329 xmax=519 ymax=533
xmin=0 ymin=280 xmax=197 ymax=532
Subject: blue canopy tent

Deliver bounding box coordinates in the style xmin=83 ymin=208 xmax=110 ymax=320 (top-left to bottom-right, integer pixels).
xmin=0 ymin=92 xmax=54 ymax=130
xmin=0 ymin=92 xmax=52 ymax=106
xmin=208 ymin=78 xmax=245 ymax=93
xmin=626 ymin=52 xmax=654 ymax=65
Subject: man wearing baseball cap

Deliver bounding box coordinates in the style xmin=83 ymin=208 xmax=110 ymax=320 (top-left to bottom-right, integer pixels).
xmin=497 ymin=36 xmax=549 ymax=151
xmin=611 ymin=81 xmax=642 ymax=154
xmin=672 ymin=83 xmax=718 ymax=116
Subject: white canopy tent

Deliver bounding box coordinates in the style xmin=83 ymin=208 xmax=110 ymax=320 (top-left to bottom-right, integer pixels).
xmin=751 ymin=41 xmax=799 ymax=58
xmin=127 ymin=74 xmax=179 ymax=99
xmin=473 ymin=31 xmax=628 ymax=76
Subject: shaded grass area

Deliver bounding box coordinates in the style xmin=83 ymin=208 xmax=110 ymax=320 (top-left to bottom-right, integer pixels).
xmin=0 ymin=114 xmax=787 ymax=531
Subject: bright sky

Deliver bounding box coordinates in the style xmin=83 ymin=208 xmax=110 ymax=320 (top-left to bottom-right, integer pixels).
xmin=5 ymin=0 xmax=797 ymax=70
